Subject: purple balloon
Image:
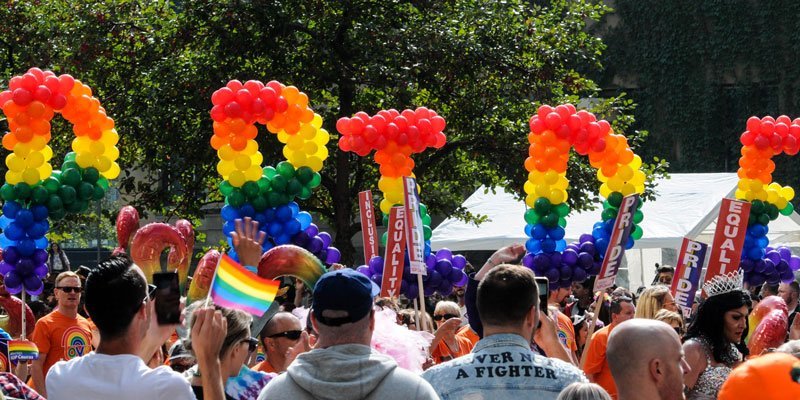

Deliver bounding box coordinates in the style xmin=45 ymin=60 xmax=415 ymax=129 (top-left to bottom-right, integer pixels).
xmin=371 ymin=273 xmax=383 ymax=285
xmin=23 ymin=275 xmax=43 ymax=294
xmin=562 ymin=249 xmax=578 ymax=266
xmin=356 ymin=265 xmax=371 ymax=277
xmin=0 ymin=262 xmax=12 ymax=275
xmin=4 ymin=272 xmax=21 ymax=294
xmin=766 ymin=251 xmax=782 ymax=265
xmin=572 ymin=268 xmax=588 ymax=283
xmin=454 ymin=271 xmax=469 ymax=287
xmin=549 ymin=252 xmax=562 ymax=266
xmin=545 ymin=268 xmax=560 ymax=282
xmin=533 ymin=254 xmax=551 ymax=270
xmin=579 ymin=234 xmax=595 ymax=244
xmin=548 ymin=282 xmax=559 ymax=291
xmin=15 ymin=259 xmax=34 ymax=276
xmin=308 ymin=236 xmax=324 ymax=254
xmin=325 ymin=247 xmax=341 ymax=264
xmin=436 ymin=259 xmax=453 ymax=276
xmin=292 ymin=231 xmax=310 ymax=247
xmin=559 ymin=265 xmax=573 ymax=281
xmin=740 ymin=259 xmax=755 ymax=272
xmin=34 ymin=264 xmax=48 ymax=279
xmin=369 ymin=256 xmax=384 ymax=271
xmin=33 ymin=249 xmax=48 ymax=265
xmin=423 ymin=284 xmax=436 ymax=297
xmin=779 ymin=247 xmax=792 ymax=261
xmin=522 ymin=253 xmax=535 ymax=269
xmin=579 ymin=242 xmax=596 ymax=256
xmin=452 ymin=255 xmax=467 ymax=270
xmin=764 ymin=259 xmax=776 ymax=275
xmin=318 ymin=232 xmax=332 ymax=248
xmin=755 ymin=260 xmax=767 ymax=273
xmin=559 ymin=279 xmax=572 ymax=288
xmin=429 ymin=270 xmax=443 ymax=287
xmin=578 ymin=252 xmax=594 ymax=268
xmin=3 ymin=247 xmax=19 ymax=265
xmin=448 ymin=268 xmax=463 ymax=283
xmin=781 ymin=269 xmax=795 ymax=283
xmin=588 ymin=263 xmax=602 ymax=275
xmin=747 ymin=272 xmax=766 ymax=286
xmin=435 ymin=248 xmax=453 ymax=261
xmin=406 ymin=283 xmax=419 ymax=299
xmin=425 ymin=254 xmax=437 ymax=268
xmin=566 ymin=243 xmax=581 ymax=252
xmin=305 ymin=223 xmax=319 ymax=237
xmin=790 ymin=256 xmax=800 ymax=271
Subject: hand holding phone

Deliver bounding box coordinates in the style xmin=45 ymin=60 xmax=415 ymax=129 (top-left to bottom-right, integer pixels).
xmin=534 ymin=277 xmax=549 ymax=312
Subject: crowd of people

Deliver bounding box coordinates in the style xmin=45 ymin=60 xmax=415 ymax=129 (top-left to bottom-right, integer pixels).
xmin=0 ymin=229 xmax=798 ymax=399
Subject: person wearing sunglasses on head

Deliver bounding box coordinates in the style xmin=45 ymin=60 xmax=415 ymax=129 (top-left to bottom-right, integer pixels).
xmin=29 ymin=271 xmax=95 ymax=396
xmin=253 ymin=312 xmax=307 ymax=374
xmin=184 ymin=302 xmax=255 ymax=400
xmin=430 ymin=301 xmax=474 ymax=365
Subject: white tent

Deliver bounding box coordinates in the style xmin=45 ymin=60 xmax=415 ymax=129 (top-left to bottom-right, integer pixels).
xmin=430 ymin=173 xmax=800 ymax=287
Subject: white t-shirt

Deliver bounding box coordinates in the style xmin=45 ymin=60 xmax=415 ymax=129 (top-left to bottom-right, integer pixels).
xmin=46 ymin=352 xmax=194 ymax=400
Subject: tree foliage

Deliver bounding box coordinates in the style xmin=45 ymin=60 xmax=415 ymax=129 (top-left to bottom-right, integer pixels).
xmin=0 ymin=0 xmax=666 ymax=263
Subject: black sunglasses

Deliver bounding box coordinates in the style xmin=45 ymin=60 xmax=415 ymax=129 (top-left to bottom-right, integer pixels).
xmin=433 ymin=313 xmax=459 ymax=321
xmin=267 ymin=330 xmax=302 ymax=341
xmin=242 ymin=337 xmax=259 ymax=353
xmin=56 ymin=286 xmax=82 ymax=293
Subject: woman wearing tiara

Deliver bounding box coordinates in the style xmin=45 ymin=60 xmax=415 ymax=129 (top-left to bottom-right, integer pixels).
xmin=682 ymin=271 xmax=752 ymax=399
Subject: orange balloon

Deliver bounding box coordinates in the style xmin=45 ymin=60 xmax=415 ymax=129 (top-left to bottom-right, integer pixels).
xmin=210 ymin=135 xmax=226 ymax=150
xmin=2 ymin=133 xmax=18 ymax=150
xmin=524 ymin=157 xmax=536 ymax=172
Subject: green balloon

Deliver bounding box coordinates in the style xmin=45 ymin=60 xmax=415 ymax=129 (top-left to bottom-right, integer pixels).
xmin=296 ymin=167 xmax=314 ymax=184
xmin=309 ymin=173 xmax=321 ymax=188
xmin=558 ymin=217 xmax=567 ymax=227
xmin=47 ymin=195 xmax=63 ymax=211
xmin=77 ymin=182 xmax=94 ymax=200
xmin=276 ymin=161 xmax=295 ymax=179
xmin=14 ymin=183 xmax=31 ymax=200
xmin=64 ymin=152 xmax=77 ymax=162
xmin=633 ymin=210 xmax=644 ymax=224
xmin=780 ymin=202 xmax=794 ymax=216
xmin=65 ymin=200 xmax=83 ymax=213
xmin=97 ymin=177 xmax=109 ymax=190
xmin=82 ymin=167 xmax=100 ymax=184
xmin=541 ymin=212 xmax=558 ymax=228
xmin=298 ymin=186 xmax=312 ymax=200
xmin=607 ymin=192 xmax=623 ymax=208
xmin=380 ymin=231 xmax=388 ymax=246
xmin=751 ymin=200 xmax=764 ymax=214
xmin=266 ymin=191 xmax=283 ymax=207
xmin=271 ymin=175 xmax=288 ymax=193
xmin=58 ymin=185 xmax=77 ymax=204
xmin=62 ymin=161 xmax=79 ymax=171
xmin=534 ymin=197 xmax=551 ymax=215
xmin=287 ymin=179 xmax=303 ymax=196
xmin=601 ymin=208 xmax=617 ymax=221
xmin=382 ymin=213 xmax=390 ymax=226
xmin=252 ymin=196 xmax=268 ymax=212
xmin=758 ymin=213 xmax=770 ymax=225
xmin=243 ymin=181 xmax=260 ymax=198
xmin=44 ymin=177 xmax=60 ymax=194
xmin=631 ymin=225 xmax=643 ymax=240
xmin=92 ymin=185 xmax=105 ymax=200
xmin=554 ymin=203 xmax=570 ymax=217
xmin=422 ymin=214 xmax=432 ymax=226
xmin=419 ymin=203 xmax=428 ymax=217
xmin=423 ymin=225 xmax=432 ymax=240
xmin=257 ymin=177 xmax=270 ymax=191
xmin=31 ymin=186 xmax=49 ymax=204
xmin=767 ymin=204 xmax=779 ymax=220
xmin=0 ymin=184 xmax=16 ymax=201
xmin=219 ymin=181 xmax=234 ymax=196
xmin=49 ymin=208 xmax=65 ymax=220
xmin=61 ymin=168 xmax=82 ymax=187
xmin=524 ymin=208 xmax=539 ymax=225
xmin=226 ymin=190 xmax=245 ymax=208
xmin=262 ymin=166 xmax=277 ymax=180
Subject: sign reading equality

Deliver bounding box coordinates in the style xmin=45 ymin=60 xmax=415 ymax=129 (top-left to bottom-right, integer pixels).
xmin=380 ymin=206 xmax=406 ymax=298
xmin=704 ymin=198 xmax=750 ymax=284
xmin=594 ymin=194 xmax=640 ymax=292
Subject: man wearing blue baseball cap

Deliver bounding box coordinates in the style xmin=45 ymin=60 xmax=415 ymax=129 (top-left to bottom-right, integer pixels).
xmin=258 ymin=268 xmax=438 ymax=400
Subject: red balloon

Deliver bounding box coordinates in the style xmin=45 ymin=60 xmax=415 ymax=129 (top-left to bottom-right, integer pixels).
xmin=775 ymin=122 xmax=789 ymax=138
xmin=530 ymin=116 xmax=546 ymax=134
xmin=211 ymin=87 xmax=234 ymax=105
xmin=33 ymin=85 xmax=51 ymax=103
xmin=555 ymin=105 xmax=571 ymax=120
xmin=226 ymin=79 xmax=244 ymax=92
xmin=545 ymin=112 xmax=562 ymax=130
xmin=385 ymin=123 xmax=399 ymax=140
xmin=210 ymin=105 xmax=226 ymax=122
xmin=224 ymin=101 xmax=242 ymax=118
xmin=431 ymin=116 xmax=446 ymax=132
xmin=336 ymin=117 xmax=350 ymax=134
xmin=760 ymin=120 xmax=775 ymax=136
xmin=11 ymin=88 xmax=32 ymax=106
xmin=740 ymin=131 xmax=755 ymax=146
xmin=537 ymin=105 xmax=554 ymax=120
xmin=776 ymin=115 xmax=791 ymax=125
xmin=235 ymin=89 xmax=254 ymax=108
xmin=752 ymin=135 xmax=768 ymax=149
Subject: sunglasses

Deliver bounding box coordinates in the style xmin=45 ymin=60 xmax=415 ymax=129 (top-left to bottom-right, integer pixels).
xmin=56 ymin=286 xmax=82 ymax=293
xmin=433 ymin=313 xmax=459 ymax=321
xmin=267 ymin=330 xmax=302 ymax=341
xmin=145 ymin=284 xmax=157 ymax=301
xmin=242 ymin=337 xmax=259 ymax=353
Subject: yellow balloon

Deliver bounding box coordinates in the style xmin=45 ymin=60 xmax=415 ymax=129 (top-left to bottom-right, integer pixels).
xmin=629 ymin=155 xmax=642 ymax=171
xmin=218 ymin=146 xmax=236 ymax=161
xmin=289 ymin=152 xmax=308 ymax=168
xmin=228 ymin=170 xmax=245 ymax=187
xmin=22 ymin=168 xmax=40 ymax=185
xmin=97 ymin=156 xmax=112 ymax=172
xmin=776 ymin=198 xmax=788 ymax=210
xmin=217 ymin=160 xmax=234 ymax=177
xmin=106 ymin=146 xmax=119 ymax=161
xmin=781 ymin=187 xmax=795 ymax=201
xmin=524 ymin=181 xmax=536 ymax=195
xmin=234 ymin=155 xmax=251 ymax=170
xmin=6 ymin=154 xmax=24 ymax=171
xmin=15 ymin=143 xmax=31 ymax=157
xmin=245 ymin=165 xmax=262 ymax=182
xmin=386 ymin=190 xmax=403 ymax=204
xmin=631 ymin=170 xmax=646 ymax=186
xmin=306 ymin=156 xmax=323 ymax=172
xmin=314 ymin=129 xmax=330 ymax=145
xmin=298 ymin=124 xmax=316 ymax=140
xmin=599 ymin=183 xmax=611 ymax=199
xmin=379 ymin=198 xmax=392 ymax=215
xmin=303 ymin=141 xmax=319 ymax=155
xmin=101 ymin=129 xmax=119 ymax=146
xmin=620 ymin=183 xmax=636 ymax=196
xmin=37 ymin=164 xmax=52 ymax=180
xmin=311 ymin=114 xmax=323 ymax=129
xmin=545 ymin=170 xmax=559 ymax=185
xmin=737 ymin=179 xmax=748 ymax=190
xmin=549 ymin=189 xmax=566 ymax=204
xmin=277 ymin=130 xmax=291 ymax=144
xmin=608 ymin=176 xmax=624 ymax=191
xmin=755 ymin=190 xmax=768 ymax=202
xmin=555 ymin=176 xmax=569 ymax=190
xmin=29 ymin=136 xmax=46 ymax=151
xmin=535 ymin=184 xmax=550 ymax=197
xmin=735 ymin=189 xmax=746 ymax=199
xmin=75 ymin=152 xmax=94 ymax=168
xmin=617 ymin=165 xmax=633 ymax=181
xmin=525 ymin=193 xmax=536 ymax=208
xmin=635 ymin=184 xmax=645 ymax=194
xmin=42 ymin=145 xmax=53 ymax=161
xmin=243 ymin=140 xmax=258 ymax=156
xmin=316 ymin=146 xmax=329 ymax=162
xmin=288 ymin=134 xmax=304 ymax=150
xmin=90 ymin=141 xmax=105 ymax=156
xmin=26 ymin=151 xmax=44 ymax=168
xmin=105 ymin=162 xmax=121 ymax=179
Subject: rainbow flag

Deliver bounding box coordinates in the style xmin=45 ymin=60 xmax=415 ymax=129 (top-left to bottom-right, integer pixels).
xmin=8 ymin=340 xmax=38 ymax=361
xmin=210 ymin=254 xmax=280 ymax=316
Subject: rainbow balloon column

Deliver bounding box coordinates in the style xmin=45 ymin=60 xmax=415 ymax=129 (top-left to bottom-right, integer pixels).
xmin=210 ymin=80 xmax=340 ymax=265
xmin=0 ymin=68 xmax=120 ymax=294
xmin=522 ymin=104 xmax=645 ymax=290
xmin=735 ymin=116 xmax=800 ymax=286
xmin=337 ymin=108 xmax=462 ymax=297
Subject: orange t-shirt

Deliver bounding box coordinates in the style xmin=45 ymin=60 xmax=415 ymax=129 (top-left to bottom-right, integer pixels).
xmin=252 ymin=359 xmax=276 ymax=373
xmin=456 ymin=325 xmax=480 ymax=347
xmin=555 ymin=310 xmax=577 ymax=352
xmin=432 ymin=335 xmax=474 ymax=364
xmin=31 ymin=310 xmax=93 ymax=384
xmin=583 ymin=323 xmax=617 ymax=399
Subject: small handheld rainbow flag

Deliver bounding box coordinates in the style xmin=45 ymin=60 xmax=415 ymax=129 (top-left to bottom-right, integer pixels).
xmin=8 ymin=340 xmax=38 ymax=361
xmin=209 ymin=254 xmax=280 ymax=316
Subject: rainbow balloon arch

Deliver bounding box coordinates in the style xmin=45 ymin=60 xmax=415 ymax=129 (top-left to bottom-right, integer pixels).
xmin=521 ymin=105 xmax=645 ymax=290
xmin=735 ymin=116 xmax=800 ymax=286
xmin=0 ymin=68 xmax=121 ymax=295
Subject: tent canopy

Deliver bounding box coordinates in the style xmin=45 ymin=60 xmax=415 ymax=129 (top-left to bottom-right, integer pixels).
xmin=431 ymin=173 xmax=800 ymax=251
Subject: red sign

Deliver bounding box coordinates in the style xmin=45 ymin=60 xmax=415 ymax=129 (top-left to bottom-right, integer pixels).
xmin=358 ymin=190 xmax=379 ymax=265
xmin=380 ymin=207 xmax=406 ymax=297
xmin=704 ymin=198 xmax=750 ymax=284
xmin=671 ymin=238 xmax=707 ymax=317
xmin=403 ymin=177 xmax=426 ymax=275
xmin=594 ymin=194 xmax=640 ymax=292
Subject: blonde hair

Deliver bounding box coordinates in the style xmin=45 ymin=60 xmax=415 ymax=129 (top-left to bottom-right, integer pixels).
xmin=557 ymin=382 xmax=612 ymax=400
xmin=55 ymin=271 xmax=81 ymax=286
xmin=634 ymin=286 xmax=670 ymax=320
xmin=434 ymin=301 xmax=460 ymax=317
xmin=654 ymin=309 xmax=683 ymax=329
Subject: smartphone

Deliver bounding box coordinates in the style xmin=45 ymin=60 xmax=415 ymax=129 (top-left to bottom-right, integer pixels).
xmin=534 ymin=277 xmax=549 ymax=313
xmin=153 ymin=272 xmax=181 ymax=325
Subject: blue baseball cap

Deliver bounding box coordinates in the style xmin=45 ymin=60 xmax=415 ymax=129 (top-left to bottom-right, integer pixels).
xmin=312 ymin=268 xmax=380 ymax=327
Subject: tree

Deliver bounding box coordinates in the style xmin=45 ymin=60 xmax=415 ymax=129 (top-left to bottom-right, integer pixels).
xmin=0 ymin=0 xmax=666 ymax=264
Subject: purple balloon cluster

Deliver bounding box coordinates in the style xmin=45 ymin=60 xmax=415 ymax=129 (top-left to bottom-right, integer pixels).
xmin=290 ymin=223 xmax=342 ymax=265
xmin=741 ymin=246 xmax=800 ymax=286
xmin=523 ymin=234 xmax=602 ymax=291
xmin=356 ymin=248 xmax=469 ymax=299
xmin=0 ymin=246 xmax=48 ymax=295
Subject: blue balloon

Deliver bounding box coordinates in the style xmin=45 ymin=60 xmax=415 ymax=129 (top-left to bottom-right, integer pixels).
xmin=595 ymin=238 xmax=609 ymax=255
xmin=268 ymin=222 xmax=283 ymax=237
xmin=221 ymin=205 xmax=239 ymax=221
xmin=747 ymin=247 xmax=765 ymax=260
xmin=555 ymin=239 xmax=567 ymax=252
xmin=0 ymin=216 xmax=9 ymax=230
xmin=603 ymin=220 xmax=614 ymax=233
xmin=227 ymin=248 xmax=239 ymax=261
xmin=424 ymin=241 xmax=431 ymax=257
xmin=593 ymin=222 xmax=604 ymax=231
xmin=284 ymin=219 xmax=301 ymax=235
xmin=288 ymin=202 xmax=300 ymax=216
xmin=532 ymin=224 xmax=547 ymax=240
xmin=261 ymin=241 xmax=274 ymax=252
xmin=2 ymin=201 xmax=20 ymax=219
xmin=549 ymin=226 xmax=565 ymax=241
xmin=541 ymin=238 xmax=556 ymax=253
xmin=275 ymin=233 xmax=292 ymax=245
xmin=240 ymin=204 xmax=255 ymax=218
xmin=757 ymin=237 xmax=769 ymax=248
xmin=592 ymin=228 xmax=604 ymax=239
xmin=34 ymin=237 xmax=48 ymax=250
xmin=0 ymin=235 xmax=13 ymax=249
xmin=276 ymin=205 xmax=293 ymax=222
xmin=526 ymin=238 xmax=542 ymax=254
xmin=4 ymin=223 xmax=24 ymax=241
xmin=625 ymin=236 xmax=634 ymax=249
xmin=15 ymin=209 xmax=33 ymax=228
xmin=524 ymin=224 xmax=533 ymax=237
xmin=254 ymin=213 xmax=268 ymax=227
xmin=28 ymin=221 xmax=47 ymax=239
xmin=31 ymin=205 xmax=48 ymax=221
xmin=297 ymin=212 xmax=312 ymax=230
xmin=222 ymin=221 xmax=235 ymax=236
xmin=17 ymin=239 xmax=35 ymax=257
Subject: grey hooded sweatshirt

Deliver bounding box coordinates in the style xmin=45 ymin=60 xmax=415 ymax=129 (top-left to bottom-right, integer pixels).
xmin=257 ymin=344 xmax=439 ymax=400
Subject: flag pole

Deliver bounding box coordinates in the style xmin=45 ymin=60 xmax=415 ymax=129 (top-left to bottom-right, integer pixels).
xmin=204 ymin=254 xmax=223 ymax=308
xmin=21 ymin=289 xmax=26 ymax=340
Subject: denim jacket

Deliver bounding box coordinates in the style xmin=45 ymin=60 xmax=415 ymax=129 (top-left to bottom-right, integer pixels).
xmin=421 ymin=334 xmax=587 ymax=400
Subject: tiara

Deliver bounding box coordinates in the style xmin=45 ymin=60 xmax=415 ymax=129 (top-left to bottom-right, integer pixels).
xmin=703 ymin=270 xmax=744 ymax=298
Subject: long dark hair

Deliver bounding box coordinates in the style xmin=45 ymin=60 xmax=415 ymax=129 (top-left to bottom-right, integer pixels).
xmin=684 ymin=290 xmax=751 ymax=363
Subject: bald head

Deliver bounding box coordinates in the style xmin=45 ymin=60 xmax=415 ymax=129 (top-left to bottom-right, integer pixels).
xmin=608 ymin=319 xmax=688 ymax=400
xmin=262 ymin=312 xmax=301 ymax=338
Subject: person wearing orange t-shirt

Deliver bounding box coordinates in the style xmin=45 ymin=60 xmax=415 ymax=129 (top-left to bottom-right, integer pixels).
xmin=549 ymin=284 xmax=579 ymax=364
xmin=430 ymin=301 xmax=474 ymax=364
xmin=254 ymin=312 xmax=305 ymax=373
xmin=456 ymin=324 xmax=479 ymax=347
xmin=583 ymin=295 xmax=635 ymax=399
xmin=30 ymin=271 xmax=93 ymax=397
